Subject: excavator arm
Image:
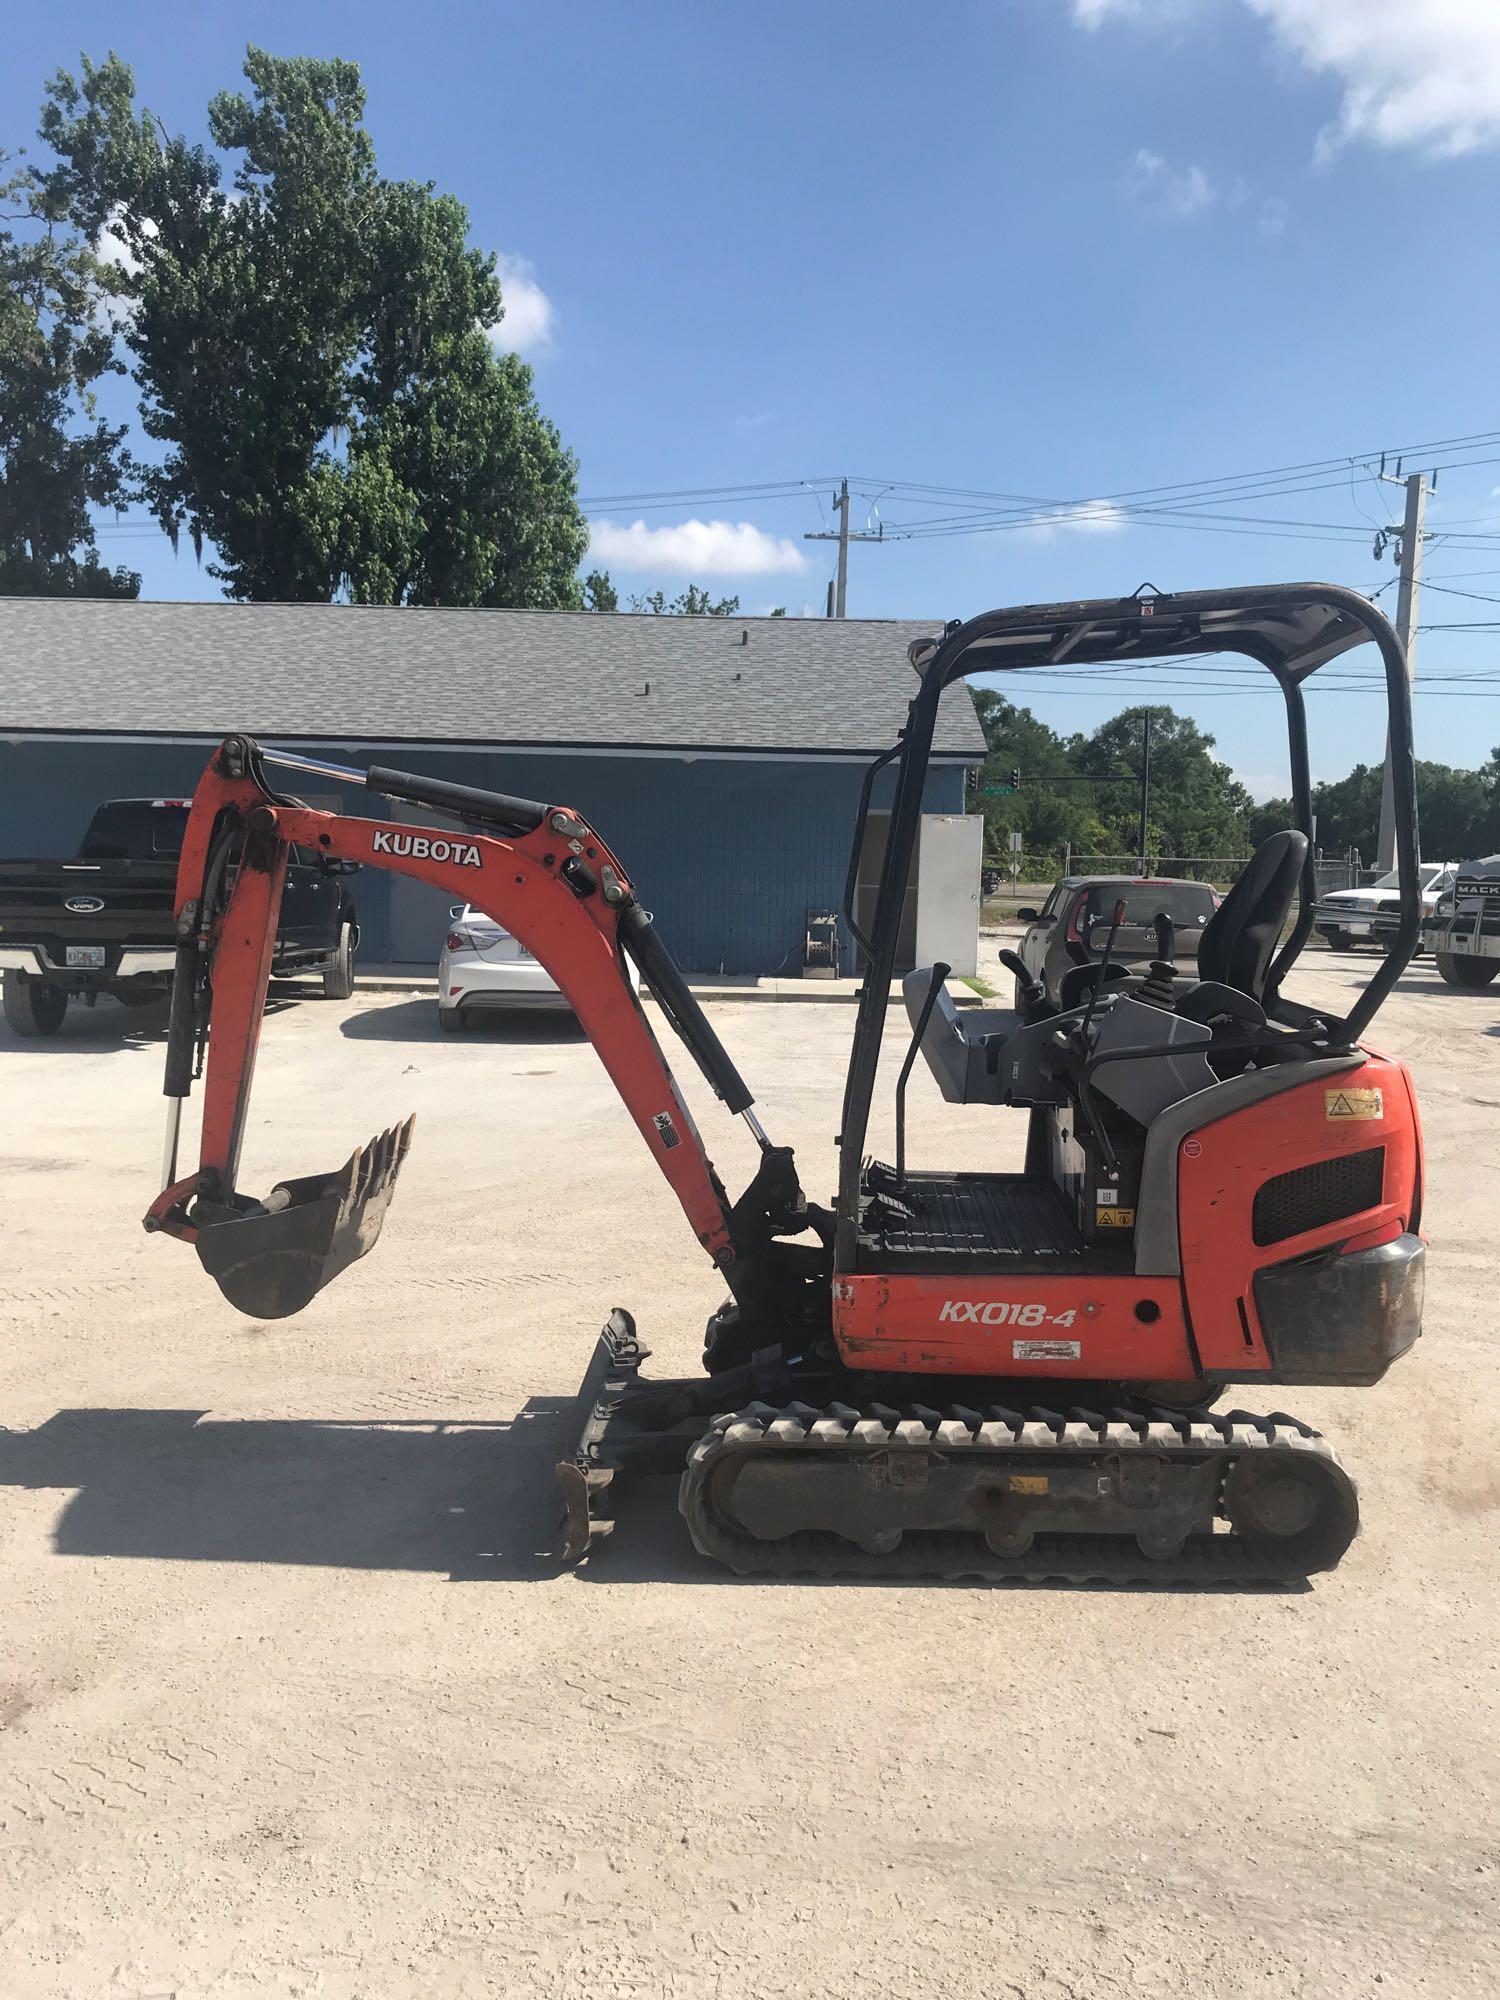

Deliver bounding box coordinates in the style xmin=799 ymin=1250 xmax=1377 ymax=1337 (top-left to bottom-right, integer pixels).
xmin=144 ymin=735 xmax=819 ymax=1322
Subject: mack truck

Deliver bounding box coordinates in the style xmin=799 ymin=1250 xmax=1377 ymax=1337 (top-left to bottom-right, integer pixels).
xmin=1421 ymin=856 xmax=1500 ymax=987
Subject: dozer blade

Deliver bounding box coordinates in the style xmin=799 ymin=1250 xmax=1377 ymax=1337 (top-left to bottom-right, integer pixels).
xmin=193 ymin=1118 xmax=415 ymax=1319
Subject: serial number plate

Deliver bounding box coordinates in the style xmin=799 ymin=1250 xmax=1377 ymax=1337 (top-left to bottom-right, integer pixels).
xmin=65 ymin=946 xmax=106 ymax=969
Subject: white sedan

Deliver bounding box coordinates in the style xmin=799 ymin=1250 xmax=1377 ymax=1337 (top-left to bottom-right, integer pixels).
xmin=437 ymin=904 xmax=638 ymax=1031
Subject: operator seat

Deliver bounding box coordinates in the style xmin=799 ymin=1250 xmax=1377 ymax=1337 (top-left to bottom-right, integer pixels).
xmin=1192 ymin=829 xmax=1308 ymax=1003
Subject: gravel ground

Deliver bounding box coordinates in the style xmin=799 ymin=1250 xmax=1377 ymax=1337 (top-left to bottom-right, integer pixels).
xmin=1 ymin=945 xmax=1496 ymax=1999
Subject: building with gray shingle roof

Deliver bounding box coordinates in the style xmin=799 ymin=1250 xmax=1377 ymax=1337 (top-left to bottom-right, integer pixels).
xmin=0 ymin=598 xmax=986 ymax=975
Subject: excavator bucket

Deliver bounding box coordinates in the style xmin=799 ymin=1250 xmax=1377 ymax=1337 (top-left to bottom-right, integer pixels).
xmin=193 ymin=1119 xmax=415 ymax=1319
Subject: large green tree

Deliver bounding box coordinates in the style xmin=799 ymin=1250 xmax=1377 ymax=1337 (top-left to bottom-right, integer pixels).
xmin=969 ymin=690 xmax=1082 ymax=853
xmin=36 ymin=48 xmax=586 ymax=604
xmin=0 ymin=151 xmax=138 ymax=597
xmin=968 ymin=690 xmax=1256 ymax=861
xmin=1074 ymin=706 xmax=1254 ymax=857
xmin=1255 ymin=758 xmax=1500 ymax=864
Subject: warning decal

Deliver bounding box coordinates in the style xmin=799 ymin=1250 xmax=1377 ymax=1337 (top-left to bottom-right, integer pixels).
xmin=1325 ymin=1087 xmax=1383 ymax=1122
xmin=1096 ymin=1207 xmax=1135 ymax=1229
xmin=1013 ymin=1337 xmax=1082 ymax=1362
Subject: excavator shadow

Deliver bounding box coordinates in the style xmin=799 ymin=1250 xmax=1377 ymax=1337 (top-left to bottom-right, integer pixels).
xmin=0 ymin=1406 xmax=1306 ymax=1592
xmin=0 ymin=1404 xmax=584 ymax=1584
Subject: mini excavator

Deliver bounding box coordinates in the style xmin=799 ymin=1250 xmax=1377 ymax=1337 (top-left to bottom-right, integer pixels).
xmin=145 ymin=584 xmax=1426 ymax=1583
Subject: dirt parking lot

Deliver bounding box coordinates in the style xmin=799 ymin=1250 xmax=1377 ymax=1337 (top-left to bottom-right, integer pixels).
xmin=2 ymin=947 xmax=1496 ymax=1999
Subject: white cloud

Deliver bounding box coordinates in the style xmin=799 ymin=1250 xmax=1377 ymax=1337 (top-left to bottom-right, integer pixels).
xmin=1129 ymin=147 xmax=1216 ymax=216
xmin=587 ymin=518 xmax=809 ymax=577
xmin=1075 ymin=0 xmax=1500 ymax=159
xmin=1249 ymin=0 xmax=1500 ymax=159
xmin=1073 ymin=0 xmax=1198 ymax=26
xmin=1019 ymin=500 xmax=1127 ymax=541
xmin=94 ymin=203 xmax=155 ymax=278
xmin=1257 ymin=195 xmax=1288 ymax=235
xmin=486 ymin=253 xmax=555 ymax=354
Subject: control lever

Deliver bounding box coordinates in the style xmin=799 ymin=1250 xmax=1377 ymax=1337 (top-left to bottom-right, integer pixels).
xmin=1139 ymin=909 xmax=1178 ymax=1010
xmin=1077 ymin=899 xmax=1126 ymax=1046
xmin=997 ymin=947 xmax=1046 ymax=1013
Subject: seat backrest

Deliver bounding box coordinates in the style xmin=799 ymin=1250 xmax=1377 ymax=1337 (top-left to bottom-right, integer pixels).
xmin=1197 ymin=830 xmax=1308 ymax=1001
xmin=1057 ymin=958 xmax=1131 ymax=1013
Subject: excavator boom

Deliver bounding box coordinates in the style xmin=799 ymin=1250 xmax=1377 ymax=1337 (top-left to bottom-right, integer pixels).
xmin=144 ymin=735 xmax=799 ymax=1317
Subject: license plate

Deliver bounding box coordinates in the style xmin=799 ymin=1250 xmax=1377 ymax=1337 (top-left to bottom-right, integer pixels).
xmin=1346 ymin=922 xmax=1370 ymax=936
xmin=65 ymin=945 xmax=106 ymax=969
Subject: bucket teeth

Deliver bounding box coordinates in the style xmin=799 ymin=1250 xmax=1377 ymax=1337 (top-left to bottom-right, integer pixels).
xmin=342 ymin=1117 xmax=413 ymax=1214
xmin=194 ymin=1116 xmax=416 ymax=1320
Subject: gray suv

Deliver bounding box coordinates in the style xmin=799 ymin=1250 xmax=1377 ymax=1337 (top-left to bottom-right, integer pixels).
xmin=1013 ymin=875 xmax=1218 ymax=1008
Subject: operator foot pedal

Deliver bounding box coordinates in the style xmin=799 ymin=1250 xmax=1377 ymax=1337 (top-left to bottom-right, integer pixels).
xmin=193 ymin=1116 xmax=415 ymax=1319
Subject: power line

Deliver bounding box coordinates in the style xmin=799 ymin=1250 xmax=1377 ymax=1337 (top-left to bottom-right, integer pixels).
xmin=853 ymin=439 xmax=1500 ymax=547
xmin=851 ymin=428 xmax=1500 ymax=516
xmin=575 ymin=478 xmax=836 ymax=508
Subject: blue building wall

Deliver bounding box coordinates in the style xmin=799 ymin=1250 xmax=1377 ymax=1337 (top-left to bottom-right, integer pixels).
xmin=0 ymin=738 xmax=966 ymax=975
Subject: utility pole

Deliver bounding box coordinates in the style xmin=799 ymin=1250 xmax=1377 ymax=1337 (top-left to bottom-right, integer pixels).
xmin=804 ymin=478 xmax=889 ymax=616
xmin=1375 ymin=469 xmax=1429 ymax=872
xmin=1137 ymin=711 xmax=1153 ymax=873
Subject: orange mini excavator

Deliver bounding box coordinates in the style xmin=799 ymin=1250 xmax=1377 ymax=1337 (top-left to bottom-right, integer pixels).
xmin=145 ymin=584 xmax=1426 ymax=1582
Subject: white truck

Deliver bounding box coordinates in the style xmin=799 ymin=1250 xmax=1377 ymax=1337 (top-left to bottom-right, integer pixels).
xmin=1313 ymin=861 xmax=1455 ymax=954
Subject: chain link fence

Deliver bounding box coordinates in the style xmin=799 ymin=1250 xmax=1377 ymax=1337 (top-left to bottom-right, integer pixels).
xmin=981 ymin=849 xmax=1374 ymax=922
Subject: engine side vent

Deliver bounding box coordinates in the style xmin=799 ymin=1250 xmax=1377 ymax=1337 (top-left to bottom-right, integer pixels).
xmin=1252 ymin=1147 xmax=1385 ymax=1247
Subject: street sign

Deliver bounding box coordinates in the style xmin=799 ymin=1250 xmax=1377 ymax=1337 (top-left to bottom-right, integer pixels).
xmin=1008 ymin=831 xmax=1024 ymax=853
xmin=982 ymin=784 xmax=1015 ymax=796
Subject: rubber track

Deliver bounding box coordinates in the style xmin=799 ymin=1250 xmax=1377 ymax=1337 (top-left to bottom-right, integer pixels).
xmin=678 ymin=1401 xmax=1359 ymax=1584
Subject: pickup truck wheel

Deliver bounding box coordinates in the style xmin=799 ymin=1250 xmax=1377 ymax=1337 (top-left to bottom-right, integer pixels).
xmin=321 ymin=921 xmax=356 ymax=1001
xmin=1434 ymin=949 xmax=1500 ymax=988
xmin=437 ymin=1005 xmax=466 ymax=1034
xmin=3 ymin=970 xmax=68 ymax=1037
xmin=1323 ymin=928 xmax=1356 ymax=953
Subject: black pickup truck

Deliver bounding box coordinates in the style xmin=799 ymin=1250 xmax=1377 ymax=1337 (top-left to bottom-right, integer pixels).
xmin=0 ymin=797 xmax=360 ymax=1036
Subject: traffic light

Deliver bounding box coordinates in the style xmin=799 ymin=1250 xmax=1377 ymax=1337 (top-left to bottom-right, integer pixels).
xmin=1010 ymin=766 xmax=1021 ymax=791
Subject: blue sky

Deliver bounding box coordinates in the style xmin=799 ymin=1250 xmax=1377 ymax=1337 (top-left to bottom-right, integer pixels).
xmin=7 ymin=0 xmax=1500 ymax=797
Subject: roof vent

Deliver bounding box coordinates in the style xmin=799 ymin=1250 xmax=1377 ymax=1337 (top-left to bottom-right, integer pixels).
xmin=741 ymin=629 xmax=748 ymax=645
